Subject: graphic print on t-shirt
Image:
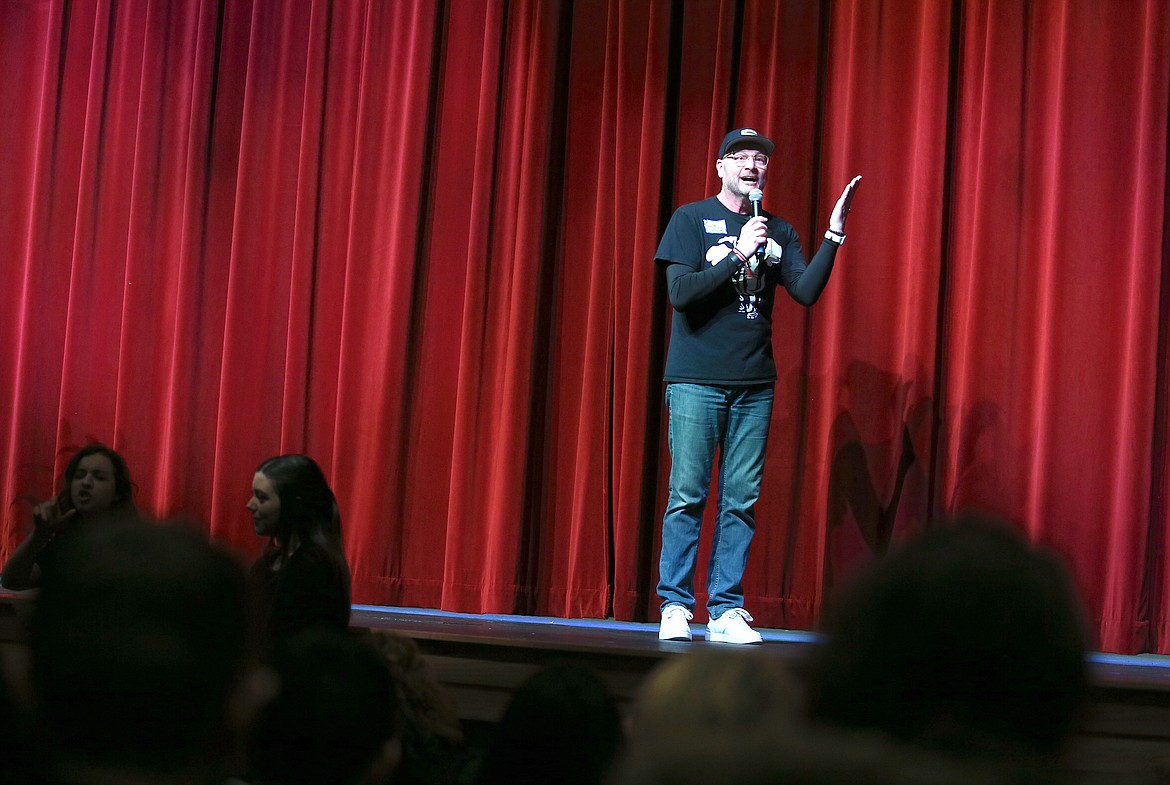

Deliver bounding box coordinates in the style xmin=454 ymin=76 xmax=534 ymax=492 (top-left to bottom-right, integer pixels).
xmin=706 ymin=235 xmax=766 ymax=319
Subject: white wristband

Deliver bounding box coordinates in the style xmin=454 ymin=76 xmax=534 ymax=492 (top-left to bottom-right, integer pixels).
xmin=824 ymin=229 xmax=845 ymax=246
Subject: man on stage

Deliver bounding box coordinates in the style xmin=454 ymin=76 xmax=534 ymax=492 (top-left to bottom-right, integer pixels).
xmin=655 ymin=127 xmax=860 ymax=643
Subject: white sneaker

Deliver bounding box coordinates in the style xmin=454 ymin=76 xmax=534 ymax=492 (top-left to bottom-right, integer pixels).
xmin=659 ymin=604 xmax=694 ymax=641
xmin=707 ymin=608 xmax=763 ymax=644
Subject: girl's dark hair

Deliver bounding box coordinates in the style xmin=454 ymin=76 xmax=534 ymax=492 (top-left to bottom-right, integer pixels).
xmin=57 ymin=444 xmax=135 ymax=515
xmin=255 ymin=454 xmax=343 ymax=551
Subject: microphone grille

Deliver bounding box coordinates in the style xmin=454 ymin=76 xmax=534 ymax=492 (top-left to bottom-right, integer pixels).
xmin=748 ymin=188 xmax=763 ymax=203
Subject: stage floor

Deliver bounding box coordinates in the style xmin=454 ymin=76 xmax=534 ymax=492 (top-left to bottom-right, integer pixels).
xmin=353 ymin=603 xmax=1170 ymax=688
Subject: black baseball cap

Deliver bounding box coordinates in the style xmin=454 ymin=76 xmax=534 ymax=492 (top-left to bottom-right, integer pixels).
xmin=718 ymin=128 xmax=775 ymax=158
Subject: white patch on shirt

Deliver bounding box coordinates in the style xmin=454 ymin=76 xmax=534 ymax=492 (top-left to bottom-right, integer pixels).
xmin=764 ymin=237 xmax=782 ymax=266
xmin=703 ymin=219 xmax=728 ymax=234
xmin=707 ymin=237 xmax=737 ymax=266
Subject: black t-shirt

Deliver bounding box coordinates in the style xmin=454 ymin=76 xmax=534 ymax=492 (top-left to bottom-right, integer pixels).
xmin=655 ymin=196 xmax=837 ymax=384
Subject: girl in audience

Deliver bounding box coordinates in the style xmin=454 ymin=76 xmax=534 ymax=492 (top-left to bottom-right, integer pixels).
xmin=246 ymin=454 xmax=351 ymax=654
xmin=1 ymin=443 xmax=136 ymax=590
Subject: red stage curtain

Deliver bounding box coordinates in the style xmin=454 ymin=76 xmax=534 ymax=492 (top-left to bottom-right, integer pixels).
xmin=1 ymin=0 xmax=1167 ymax=653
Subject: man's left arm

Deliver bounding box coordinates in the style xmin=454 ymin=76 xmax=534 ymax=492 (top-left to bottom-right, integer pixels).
xmin=781 ymin=175 xmax=862 ymax=306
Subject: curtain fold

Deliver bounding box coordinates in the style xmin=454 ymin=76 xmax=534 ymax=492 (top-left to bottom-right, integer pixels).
xmin=607 ymin=0 xmax=676 ymax=621
xmin=553 ymin=0 xmax=676 ymax=619
xmin=312 ymin=0 xmax=440 ymax=605
xmin=2 ymin=0 xmax=1168 ymax=653
xmin=797 ymin=0 xmax=952 ymax=621
xmin=940 ymin=0 xmax=1169 ymax=654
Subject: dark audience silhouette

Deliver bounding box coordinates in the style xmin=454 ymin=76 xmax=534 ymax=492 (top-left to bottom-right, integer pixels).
xmin=244 ymin=629 xmax=402 ymax=785
xmin=368 ymin=630 xmax=477 ymax=785
xmin=475 ymin=661 xmax=623 ymax=785
xmin=804 ymin=510 xmax=1090 ymax=774
xmin=22 ymin=517 xmax=259 ymax=785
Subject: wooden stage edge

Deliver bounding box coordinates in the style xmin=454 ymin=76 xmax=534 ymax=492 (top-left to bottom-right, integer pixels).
xmin=353 ymin=605 xmax=1170 ymax=785
xmin=352 ymin=604 xmax=1170 ymax=700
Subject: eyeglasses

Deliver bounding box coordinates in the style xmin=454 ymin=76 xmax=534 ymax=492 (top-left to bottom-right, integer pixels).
xmin=723 ymin=152 xmax=770 ymax=168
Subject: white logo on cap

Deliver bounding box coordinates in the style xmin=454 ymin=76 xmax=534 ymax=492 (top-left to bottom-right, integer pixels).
xmin=741 ymin=129 xmax=758 ymax=136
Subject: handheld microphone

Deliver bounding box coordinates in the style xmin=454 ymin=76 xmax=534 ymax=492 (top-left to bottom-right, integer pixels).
xmin=748 ymin=188 xmax=763 ymax=216
xmin=748 ymin=189 xmax=765 ymax=263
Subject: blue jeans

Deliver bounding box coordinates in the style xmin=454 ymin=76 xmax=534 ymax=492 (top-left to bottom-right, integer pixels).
xmin=658 ymin=382 xmax=774 ymax=619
